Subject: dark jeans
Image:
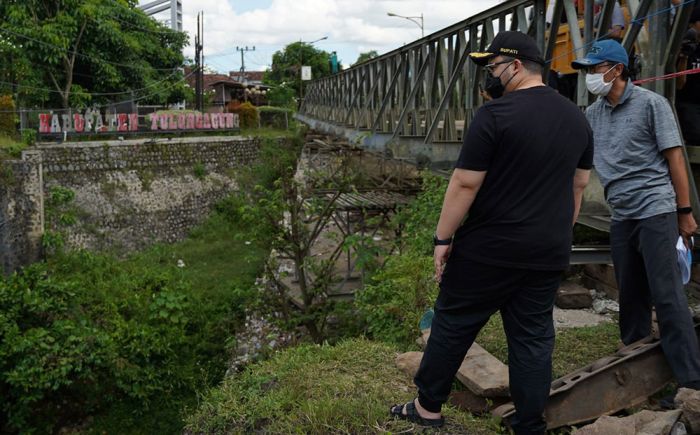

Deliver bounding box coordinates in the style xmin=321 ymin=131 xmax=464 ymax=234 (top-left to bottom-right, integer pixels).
xmin=611 ymin=212 xmax=700 ymax=385
xmin=414 ymin=261 xmax=562 ymax=435
xmin=676 ymin=101 xmax=700 ymax=146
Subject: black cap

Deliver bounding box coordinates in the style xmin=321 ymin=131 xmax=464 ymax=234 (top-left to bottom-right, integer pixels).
xmin=469 ymin=31 xmax=545 ymax=66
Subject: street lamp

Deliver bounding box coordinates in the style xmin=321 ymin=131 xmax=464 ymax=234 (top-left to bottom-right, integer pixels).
xmin=387 ymin=12 xmax=424 ymax=38
xmin=299 ymin=36 xmax=328 ymax=107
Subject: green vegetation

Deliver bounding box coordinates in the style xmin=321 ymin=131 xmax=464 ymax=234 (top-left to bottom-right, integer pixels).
xmin=0 ymin=95 xmax=15 ymax=136
xmin=264 ymin=42 xmax=337 ymax=107
xmin=0 ymin=135 xmax=300 ymax=434
xmin=231 ymin=101 xmax=260 ymax=129
xmin=193 ymin=162 xmax=207 ymax=179
xmin=1 ymin=131 xmax=622 ymax=434
xmin=0 ymin=135 xmax=25 ymax=159
xmin=0 ymin=1 xmax=188 ymax=108
xmin=185 ymin=338 xmax=503 ymax=434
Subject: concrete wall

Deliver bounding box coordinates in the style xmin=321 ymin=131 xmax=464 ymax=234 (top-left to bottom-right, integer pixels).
xmin=0 ymin=151 xmax=44 ymax=274
xmin=1 ymin=136 xmax=261 ymax=274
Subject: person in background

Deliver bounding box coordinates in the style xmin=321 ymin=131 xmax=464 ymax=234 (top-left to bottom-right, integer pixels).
xmin=594 ymin=0 xmax=626 ymax=41
xmin=389 ymin=31 xmax=593 ymax=435
xmin=573 ymin=39 xmax=700 ymax=407
xmin=676 ymin=6 xmax=700 ymax=146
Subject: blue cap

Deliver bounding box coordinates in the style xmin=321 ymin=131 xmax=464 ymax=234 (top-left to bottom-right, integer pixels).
xmin=571 ymin=39 xmax=629 ymax=69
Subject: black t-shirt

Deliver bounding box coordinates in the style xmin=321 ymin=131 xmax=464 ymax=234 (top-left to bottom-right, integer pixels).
xmin=450 ymin=85 xmax=593 ymax=270
xmin=677 ymin=44 xmax=700 ymax=104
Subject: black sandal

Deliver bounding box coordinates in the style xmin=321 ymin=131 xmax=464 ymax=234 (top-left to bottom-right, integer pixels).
xmin=390 ymin=400 xmax=445 ymax=427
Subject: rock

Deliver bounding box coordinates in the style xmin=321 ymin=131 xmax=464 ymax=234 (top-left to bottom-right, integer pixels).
xmin=574 ymin=415 xmax=635 ymax=435
xmin=574 ymin=410 xmax=681 ymax=435
xmin=556 ymin=281 xmax=594 ymax=309
xmin=583 ymin=264 xmax=619 ymax=301
xmin=675 ymin=387 xmax=700 ymax=434
xmin=637 ymin=410 xmax=683 ymax=435
xmin=449 ymin=389 xmax=510 ymax=415
xmin=553 ymin=306 xmax=611 ymax=328
xmin=456 ymin=343 xmax=510 ymax=397
xmin=592 ymin=298 xmax=620 ymax=314
xmin=419 ymin=330 xmax=508 ymax=397
xmin=395 ymin=351 xmax=423 ymax=378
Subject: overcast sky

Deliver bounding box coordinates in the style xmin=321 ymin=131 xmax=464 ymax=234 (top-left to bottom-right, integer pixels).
xmin=142 ymin=0 xmax=501 ymax=74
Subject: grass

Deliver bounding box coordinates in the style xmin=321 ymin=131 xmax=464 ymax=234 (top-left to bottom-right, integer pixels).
xmin=0 ymin=134 xmax=26 ymax=158
xmin=185 ymin=338 xmax=504 ymax=434
xmin=477 ymin=315 xmax=620 ymax=378
xmin=185 ymin=320 xmax=620 ymax=435
xmin=79 ymin=206 xmax=269 ymax=435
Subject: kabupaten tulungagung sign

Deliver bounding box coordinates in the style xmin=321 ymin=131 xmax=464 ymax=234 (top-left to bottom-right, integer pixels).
xmin=39 ymin=109 xmax=239 ymax=134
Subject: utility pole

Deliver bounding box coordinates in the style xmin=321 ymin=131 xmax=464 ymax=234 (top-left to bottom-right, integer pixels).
xmin=235 ymin=46 xmax=255 ymax=83
xmin=195 ymin=12 xmax=204 ymax=111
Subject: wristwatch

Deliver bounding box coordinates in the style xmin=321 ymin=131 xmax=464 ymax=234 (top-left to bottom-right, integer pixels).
xmin=677 ymin=206 xmax=693 ymax=214
xmin=433 ymin=234 xmax=453 ymax=246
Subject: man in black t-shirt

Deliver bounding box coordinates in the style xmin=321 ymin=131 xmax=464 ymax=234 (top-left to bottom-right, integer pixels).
xmin=389 ymin=32 xmax=593 ymax=434
xmin=676 ymin=6 xmax=700 ymax=145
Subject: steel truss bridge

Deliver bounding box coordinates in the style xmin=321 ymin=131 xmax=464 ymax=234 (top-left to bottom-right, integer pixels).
xmin=297 ymin=0 xmax=700 ymax=232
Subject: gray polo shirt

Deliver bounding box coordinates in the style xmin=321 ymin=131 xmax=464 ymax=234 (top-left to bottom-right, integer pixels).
xmin=586 ymin=81 xmax=682 ymax=220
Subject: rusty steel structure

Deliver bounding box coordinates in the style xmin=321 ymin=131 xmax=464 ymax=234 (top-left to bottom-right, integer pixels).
xmin=297 ymin=0 xmax=699 ymax=230
xmin=299 ymin=0 xmax=694 ymax=151
xmin=493 ymin=323 xmax=700 ymax=429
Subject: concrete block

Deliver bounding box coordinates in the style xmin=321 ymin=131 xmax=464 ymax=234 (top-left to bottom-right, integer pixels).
xmin=556 ymin=281 xmax=594 ymax=309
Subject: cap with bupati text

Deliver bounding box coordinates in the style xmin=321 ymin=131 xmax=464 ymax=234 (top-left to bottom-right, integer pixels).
xmin=468 ymin=31 xmax=545 ymax=66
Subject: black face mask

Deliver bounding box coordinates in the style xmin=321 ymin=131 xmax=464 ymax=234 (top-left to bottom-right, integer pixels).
xmin=484 ymin=73 xmax=505 ymax=99
xmin=483 ymin=61 xmax=515 ymax=99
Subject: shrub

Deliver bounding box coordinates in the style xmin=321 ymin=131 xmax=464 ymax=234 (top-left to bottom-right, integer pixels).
xmin=355 ymin=253 xmax=437 ymax=347
xmin=231 ymin=101 xmax=259 ymax=129
xmin=193 ymin=162 xmax=207 ymax=179
xmin=0 ymin=95 xmax=16 ymax=136
xmin=0 ymin=253 xmax=197 ymax=433
xmin=21 ymin=129 xmax=36 ymax=146
xmin=392 ymin=172 xmax=447 ymax=255
xmin=258 ymin=106 xmax=291 ymax=129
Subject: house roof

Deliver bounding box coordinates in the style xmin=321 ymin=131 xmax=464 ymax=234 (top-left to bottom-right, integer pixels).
xmin=229 ymin=71 xmax=265 ymax=82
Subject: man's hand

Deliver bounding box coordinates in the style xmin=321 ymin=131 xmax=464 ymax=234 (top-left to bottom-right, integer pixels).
xmin=434 ymin=244 xmax=451 ymax=283
xmin=679 ymin=213 xmax=697 ymax=247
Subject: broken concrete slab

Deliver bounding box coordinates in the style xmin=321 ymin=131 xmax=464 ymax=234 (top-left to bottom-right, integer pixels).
xmin=449 ymin=389 xmax=510 ymax=415
xmin=556 ymin=281 xmax=594 ymax=309
xmin=395 ymin=351 xmax=423 ymax=378
xmin=675 ymin=387 xmax=700 ymax=434
xmin=573 ymin=410 xmax=682 ymax=435
xmin=582 ymin=264 xmax=619 ymax=301
xmin=553 ymin=307 xmax=612 ymax=329
xmin=417 ymin=329 xmax=509 ymax=397
xmin=456 ymin=342 xmax=510 ymax=398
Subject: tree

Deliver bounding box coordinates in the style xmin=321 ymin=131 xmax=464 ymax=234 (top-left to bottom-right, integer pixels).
xmin=264 ymin=42 xmax=332 ymax=104
xmin=354 ymin=50 xmax=379 ymax=66
xmin=0 ymin=0 xmax=187 ymax=108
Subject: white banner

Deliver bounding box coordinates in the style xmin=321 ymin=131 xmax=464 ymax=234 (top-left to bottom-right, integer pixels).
xmin=301 ymin=66 xmax=312 ymax=81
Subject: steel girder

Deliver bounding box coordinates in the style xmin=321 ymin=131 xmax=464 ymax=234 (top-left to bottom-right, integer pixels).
xmin=299 ymin=0 xmax=694 ymax=146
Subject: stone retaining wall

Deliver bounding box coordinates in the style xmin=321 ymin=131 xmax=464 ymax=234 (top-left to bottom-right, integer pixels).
xmin=1 ymin=136 xmax=261 ymax=274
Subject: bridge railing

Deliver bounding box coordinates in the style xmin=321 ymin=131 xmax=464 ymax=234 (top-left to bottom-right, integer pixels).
xmin=300 ymin=0 xmax=695 ymax=146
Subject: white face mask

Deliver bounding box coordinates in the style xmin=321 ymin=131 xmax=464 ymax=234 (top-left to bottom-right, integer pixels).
xmin=585 ymin=65 xmax=617 ymax=96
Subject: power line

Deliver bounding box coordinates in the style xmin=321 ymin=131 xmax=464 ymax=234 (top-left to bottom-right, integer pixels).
xmin=0 ymin=69 xmax=182 ymax=96
xmin=0 ymin=26 xmax=180 ymax=73
xmin=0 ymin=69 xmax=196 ymax=113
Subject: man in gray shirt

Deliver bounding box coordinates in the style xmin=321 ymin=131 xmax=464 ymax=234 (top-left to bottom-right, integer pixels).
xmin=573 ymin=39 xmax=700 ymax=402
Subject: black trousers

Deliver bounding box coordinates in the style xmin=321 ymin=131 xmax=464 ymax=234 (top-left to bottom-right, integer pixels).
xmin=611 ymin=212 xmax=700 ymax=386
xmin=414 ymin=260 xmax=562 ymax=435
